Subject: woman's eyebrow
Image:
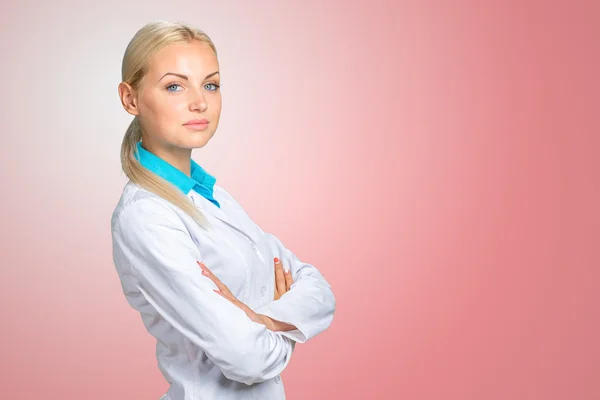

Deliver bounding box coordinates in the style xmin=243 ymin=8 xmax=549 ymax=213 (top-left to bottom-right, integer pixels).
xmin=159 ymin=71 xmax=220 ymax=82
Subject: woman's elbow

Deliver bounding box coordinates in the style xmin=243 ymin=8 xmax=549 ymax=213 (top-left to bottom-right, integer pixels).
xmin=218 ymin=344 xmax=274 ymax=385
xmin=215 ymin=327 xmax=289 ymax=384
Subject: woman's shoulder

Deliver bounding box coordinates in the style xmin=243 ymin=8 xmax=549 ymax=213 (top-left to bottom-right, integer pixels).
xmin=213 ymin=184 xmax=243 ymax=208
xmin=212 ymin=184 xmax=263 ymax=231
xmin=212 ymin=183 xmax=230 ymax=198
xmin=111 ymin=181 xmax=181 ymax=233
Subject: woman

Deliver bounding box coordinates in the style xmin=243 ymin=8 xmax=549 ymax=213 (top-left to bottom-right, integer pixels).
xmin=111 ymin=21 xmax=336 ymax=400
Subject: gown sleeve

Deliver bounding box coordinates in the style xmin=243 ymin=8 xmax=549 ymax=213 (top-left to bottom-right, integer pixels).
xmin=253 ymin=229 xmax=336 ymax=343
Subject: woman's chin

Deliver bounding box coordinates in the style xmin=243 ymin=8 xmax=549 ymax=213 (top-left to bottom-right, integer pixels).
xmin=182 ymin=132 xmax=215 ymax=149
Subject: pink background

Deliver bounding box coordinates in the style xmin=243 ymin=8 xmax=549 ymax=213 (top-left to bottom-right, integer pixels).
xmin=1 ymin=0 xmax=598 ymax=399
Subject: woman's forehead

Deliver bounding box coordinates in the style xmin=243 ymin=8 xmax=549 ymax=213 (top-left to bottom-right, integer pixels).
xmin=147 ymin=41 xmax=218 ymax=78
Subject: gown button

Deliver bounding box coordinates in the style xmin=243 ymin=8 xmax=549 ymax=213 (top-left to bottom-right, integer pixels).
xmin=260 ymin=286 xmax=266 ymax=297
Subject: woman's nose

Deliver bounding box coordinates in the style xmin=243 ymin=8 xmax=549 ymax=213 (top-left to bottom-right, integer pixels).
xmin=189 ymin=90 xmax=208 ymax=111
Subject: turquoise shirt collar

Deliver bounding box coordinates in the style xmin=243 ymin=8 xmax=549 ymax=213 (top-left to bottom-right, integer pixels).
xmin=135 ymin=141 xmax=221 ymax=208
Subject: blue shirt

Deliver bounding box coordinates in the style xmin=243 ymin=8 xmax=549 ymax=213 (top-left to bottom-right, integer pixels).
xmin=134 ymin=141 xmax=221 ymax=208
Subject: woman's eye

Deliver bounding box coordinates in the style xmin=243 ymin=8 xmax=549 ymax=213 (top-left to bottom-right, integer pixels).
xmin=166 ymin=83 xmax=182 ymax=92
xmin=205 ymin=83 xmax=220 ymax=91
xmin=166 ymin=82 xmax=220 ymax=92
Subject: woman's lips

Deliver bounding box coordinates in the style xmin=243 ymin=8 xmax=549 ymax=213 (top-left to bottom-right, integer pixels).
xmin=183 ymin=121 xmax=209 ymax=131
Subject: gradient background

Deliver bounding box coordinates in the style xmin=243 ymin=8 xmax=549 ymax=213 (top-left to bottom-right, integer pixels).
xmin=1 ymin=0 xmax=598 ymax=399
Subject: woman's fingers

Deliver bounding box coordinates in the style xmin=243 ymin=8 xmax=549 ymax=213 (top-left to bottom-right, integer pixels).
xmin=284 ymin=268 xmax=293 ymax=291
xmin=274 ymin=257 xmax=293 ymax=298
xmin=199 ymin=262 xmax=248 ymax=313
xmin=198 ymin=261 xmax=233 ymax=297
xmin=198 ymin=261 xmax=269 ymax=326
xmin=214 ymin=288 xmax=239 ymax=306
xmin=274 ymin=257 xmax=286 ymax=297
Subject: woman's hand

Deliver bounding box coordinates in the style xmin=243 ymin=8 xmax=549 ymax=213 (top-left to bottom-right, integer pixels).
xmin=197 ymin=261 xmax=276 ymax=330
xmin=274 ymin=257 xmax=293 ymax=301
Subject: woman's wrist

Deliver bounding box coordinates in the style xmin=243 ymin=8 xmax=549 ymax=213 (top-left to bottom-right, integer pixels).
xmin=257 ymin=314 xmax=297 ymax=332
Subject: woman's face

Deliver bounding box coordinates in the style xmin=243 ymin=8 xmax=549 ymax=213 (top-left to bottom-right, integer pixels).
xmin=126 ymin=40 xmax=222 ymax=152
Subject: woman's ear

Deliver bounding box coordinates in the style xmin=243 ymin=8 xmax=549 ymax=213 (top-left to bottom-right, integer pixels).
xmin=118 ymin=82 xmax=140 ymax=116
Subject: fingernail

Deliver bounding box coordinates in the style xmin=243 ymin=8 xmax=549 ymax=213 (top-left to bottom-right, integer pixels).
xmin=274 ymin=257 xmax=280 ymax=264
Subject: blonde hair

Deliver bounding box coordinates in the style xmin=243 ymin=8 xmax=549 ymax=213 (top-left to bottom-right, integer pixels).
xmin=120 ymin=21 xmax=216 ymax=229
